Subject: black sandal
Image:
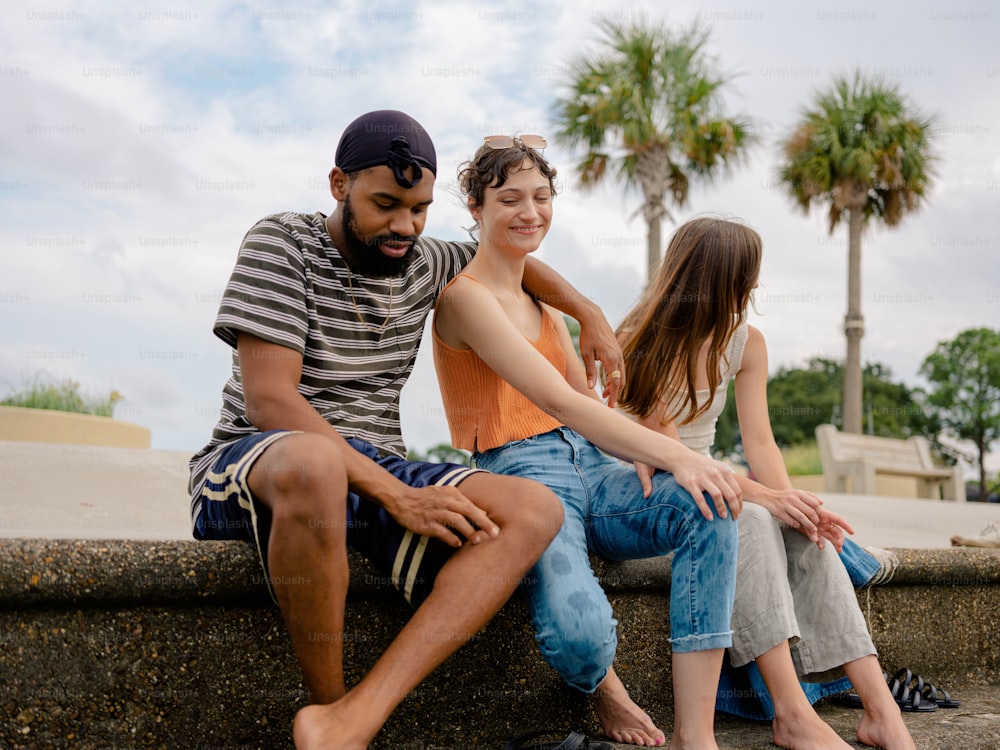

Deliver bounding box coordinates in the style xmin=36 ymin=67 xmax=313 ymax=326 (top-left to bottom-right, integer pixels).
xmin=888 ymin=668 xmax=938 ymax=712
xmin=503 ymin=730 xmax=613 ymax=750
xmin=830 ymin=667 xmax=960 ymax=712
xmin=921 ymin=679 xmax=961 ymax=708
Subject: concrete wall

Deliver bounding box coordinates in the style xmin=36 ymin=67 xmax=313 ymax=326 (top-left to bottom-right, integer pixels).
xmin=0 ymin=406 xmax=151 ymax=448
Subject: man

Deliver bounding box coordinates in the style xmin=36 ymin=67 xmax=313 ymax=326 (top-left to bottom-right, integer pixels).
xmin=188 ymin=110 xmax=624 ymax=750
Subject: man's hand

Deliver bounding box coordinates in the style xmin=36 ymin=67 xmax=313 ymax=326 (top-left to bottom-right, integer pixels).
xmin=520 ymin=257 xmax=625 ymax=405
xmin=383 ymin=484 xmax=500 ymax=548
xmin=578 ymin=306 xmax=625 ymax=407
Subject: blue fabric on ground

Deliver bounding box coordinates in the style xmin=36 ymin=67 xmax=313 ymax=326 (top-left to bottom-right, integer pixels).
xmin=716 ymin=657 xmax=852 ymax=720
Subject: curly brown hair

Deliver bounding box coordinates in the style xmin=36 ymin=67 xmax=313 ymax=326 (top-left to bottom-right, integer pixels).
xmin=458 ymin=139 xmax=558 ymax=213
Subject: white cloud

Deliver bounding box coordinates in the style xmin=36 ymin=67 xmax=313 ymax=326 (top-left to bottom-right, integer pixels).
xmin=1 ymin=0 xmax=997 ymax=482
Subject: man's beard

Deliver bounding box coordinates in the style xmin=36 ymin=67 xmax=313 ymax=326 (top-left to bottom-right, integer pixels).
xmin=339 ymin=195 xmax=418 ymax=278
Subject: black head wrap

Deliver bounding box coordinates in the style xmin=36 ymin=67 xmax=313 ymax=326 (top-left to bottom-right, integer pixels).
xmin=335 ymin=110 xmax=437 ymax=188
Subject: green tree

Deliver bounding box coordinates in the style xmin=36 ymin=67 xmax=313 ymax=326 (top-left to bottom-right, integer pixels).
xmin=919 ymin=327 xmax=1000 ymax=499
xmin=777 ymin=72 xmax=937 ymax=434
xmin=763 ymin=358 xmax=843 ymax=448
xmin=552 ymin=16 xmax=753 ymax=279
xmin=563 ymin=315 xmax=581 ymax=358
xmin=408 ymin=442 xmax=471 ymax=466
xmin=714 ymin=357 xmax=931 ymax=455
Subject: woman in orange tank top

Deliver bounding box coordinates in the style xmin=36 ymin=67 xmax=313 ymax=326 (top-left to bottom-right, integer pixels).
xmin=432 ymin=136 xmax=741 ymax=749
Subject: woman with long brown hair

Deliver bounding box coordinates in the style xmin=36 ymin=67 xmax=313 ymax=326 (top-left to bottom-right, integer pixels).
xmin=617 ymin=217 xmax=916 ymax=750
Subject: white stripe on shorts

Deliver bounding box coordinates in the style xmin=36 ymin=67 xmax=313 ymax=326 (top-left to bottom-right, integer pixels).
xmin=390 ymin=466 xmax=481 ymax=604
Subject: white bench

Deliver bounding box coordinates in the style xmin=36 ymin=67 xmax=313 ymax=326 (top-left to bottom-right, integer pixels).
xmin=815 ymin=424 xmax=966 ymax=501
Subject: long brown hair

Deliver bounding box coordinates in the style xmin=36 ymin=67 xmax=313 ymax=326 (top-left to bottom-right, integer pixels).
xmin=617 ymin=217 xmax=762 ymax=424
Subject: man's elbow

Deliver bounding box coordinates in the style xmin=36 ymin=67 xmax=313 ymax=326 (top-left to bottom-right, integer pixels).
xmin=243 ymin=391 xmax=284 ymax=431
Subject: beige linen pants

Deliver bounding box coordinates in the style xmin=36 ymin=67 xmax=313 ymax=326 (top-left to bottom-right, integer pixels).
xmin=728 ymin=503 xmax=876 ymax=681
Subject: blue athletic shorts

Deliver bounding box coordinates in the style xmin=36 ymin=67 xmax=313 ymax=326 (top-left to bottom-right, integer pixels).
xmin=191 ymin=430 xmax=483 ymax=607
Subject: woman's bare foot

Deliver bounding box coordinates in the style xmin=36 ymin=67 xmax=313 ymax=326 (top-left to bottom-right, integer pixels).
xmin=593 ymin=667 xmax=665 ymax=746
xmin=772 ymin=704 xmax=852 ymax=749
xmin=293 ymin=701 xmax=372 ymax=750
xmin=856 ymin=706 xmax=917 ymax=750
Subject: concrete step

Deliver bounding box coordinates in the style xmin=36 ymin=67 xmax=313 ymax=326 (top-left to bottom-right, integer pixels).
xmin=2 ymin=539 xmax=999 ymax=749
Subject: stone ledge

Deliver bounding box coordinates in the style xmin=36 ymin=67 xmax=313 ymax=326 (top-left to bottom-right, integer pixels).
xmin=4 ymin=539 xmax=1000 ymax=606
xmin=2 ymin=539 xmax=999 ymax=749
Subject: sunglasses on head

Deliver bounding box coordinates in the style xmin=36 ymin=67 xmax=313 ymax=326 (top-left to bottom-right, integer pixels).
xmin=483 ymin=134 xmax=548 ymax=151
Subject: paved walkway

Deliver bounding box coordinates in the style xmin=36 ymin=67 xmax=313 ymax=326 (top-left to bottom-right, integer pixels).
xmin=2 ymin=440 xmax=999 ymax=547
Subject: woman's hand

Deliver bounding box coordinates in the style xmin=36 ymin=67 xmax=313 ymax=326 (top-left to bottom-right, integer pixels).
xmin=633 ymin=460 xmax=656 ymax=498
xmin=812 ymin=507 xmax=854 ymax=552
xmin=669 ymin=455 xmax=743 ymax=521
xmin=751 ymin=487 xmax=854 ymax=552
xmin=752 ymin=487 xmax=822 ymax=540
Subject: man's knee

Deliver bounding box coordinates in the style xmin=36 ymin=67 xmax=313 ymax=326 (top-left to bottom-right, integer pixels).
xmin=466 ymin=474 xmax=564 ymax=544
xmin=522 ymin=480 xmax=563 ymax=544
xmin=252 ymin=433 xmax=348 ymax=523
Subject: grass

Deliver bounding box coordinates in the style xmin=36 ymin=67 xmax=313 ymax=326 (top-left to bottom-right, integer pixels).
xmin=781 ymin=441 xmax=823 ymax=476
xmin=1 ymin=377 xmax=122 ymax=418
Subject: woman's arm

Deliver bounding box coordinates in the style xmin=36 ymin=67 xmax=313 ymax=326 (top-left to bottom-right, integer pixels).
xmin=436 ymin=277 xmax=741 ymax=520
xmin=522 ymin=256 xmax=625 ymax=405
xmin=734 ymin=326 xmax=853 ymax=548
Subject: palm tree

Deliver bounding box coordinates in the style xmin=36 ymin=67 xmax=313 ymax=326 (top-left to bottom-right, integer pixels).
xmin=552 ymin=17 xmax=753 ymax=279
xmin=778 ymin=72 xmax=937 ymax=434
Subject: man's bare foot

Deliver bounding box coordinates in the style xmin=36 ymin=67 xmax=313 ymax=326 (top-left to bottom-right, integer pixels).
xmin=293 ymin=702 xmax=372 ymax=750
xmin=856 ymin=708 xmax=917 ymax=750
xmin=593 ymin=668 xmax=665 ymax=746
xmin=772 ymin=705 xmax=852 ymax=750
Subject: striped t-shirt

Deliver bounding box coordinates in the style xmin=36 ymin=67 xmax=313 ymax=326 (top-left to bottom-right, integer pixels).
xmin=188 ymin=211 xmax=475 ymax=505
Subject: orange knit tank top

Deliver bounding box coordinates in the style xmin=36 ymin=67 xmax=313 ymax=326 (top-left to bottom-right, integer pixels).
xmin=432 ymin=275 xmax=566 ymax=452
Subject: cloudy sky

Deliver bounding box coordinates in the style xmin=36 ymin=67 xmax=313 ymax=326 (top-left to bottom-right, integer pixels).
xmin=1 ymin=0 xmax=997 ymax=475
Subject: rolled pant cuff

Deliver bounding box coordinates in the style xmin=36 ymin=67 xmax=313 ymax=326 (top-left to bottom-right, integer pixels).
xmin=671 ymin=630 xmax=733 ymax=653
xmin=792 ymin=631 xmax=877 ymax=680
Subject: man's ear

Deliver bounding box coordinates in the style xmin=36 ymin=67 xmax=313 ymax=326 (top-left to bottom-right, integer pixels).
xmin=329 ymin=168 xmax=350 ymax=200
xmin=467 ymin=195 xmax=481 ymax=222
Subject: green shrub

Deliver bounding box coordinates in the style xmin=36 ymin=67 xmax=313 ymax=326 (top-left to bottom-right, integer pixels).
xmin=1 ymin=377 xmax=122 ymax=417
xmin=781 ymin=441 xmax=822 ymax=476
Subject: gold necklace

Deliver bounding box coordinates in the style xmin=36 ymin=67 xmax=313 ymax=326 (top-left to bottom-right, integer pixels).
xmin=345 ymin=269 xmax=394 ymax=334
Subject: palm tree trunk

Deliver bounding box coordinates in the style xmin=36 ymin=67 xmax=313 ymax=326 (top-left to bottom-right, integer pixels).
xmin=634 ymin=148 xmax=670 ymax=281
xmin=842 ymin=208 xmax=865 ymax=434
xmin=646 ymin=213 xmax=662 ymax=281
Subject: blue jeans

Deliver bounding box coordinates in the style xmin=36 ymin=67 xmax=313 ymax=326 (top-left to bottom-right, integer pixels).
xmin=475 ymin=427 xmax=738 ymax=694
xmin=839 ymin=537 xmax=881 ymax=588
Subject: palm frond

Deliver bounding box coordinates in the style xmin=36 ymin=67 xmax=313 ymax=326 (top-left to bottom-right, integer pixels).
xmin=550 ymin=15 xmax=754 ymax=274
xmin=775 ymin=69 xmax=937 ymax=231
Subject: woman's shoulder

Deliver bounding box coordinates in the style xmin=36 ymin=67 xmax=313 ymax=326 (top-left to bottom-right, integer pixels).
xmin=736 ymin=324 xmax=768 ymax=372
xmin=745 ymin=324 xmax=766 ymax=349
xmin=440 ymin=272 xmax=489 ymax=300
